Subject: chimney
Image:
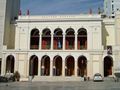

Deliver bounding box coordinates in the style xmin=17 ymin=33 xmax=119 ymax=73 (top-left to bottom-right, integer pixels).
xmin=89 ymin=8 xmax=92 ymax=14
xmin=27 ymin=9 xmax=30 ymax=15
xmin=98 ymin=7 xmax=101 ymax=14
xmin=19 ymin=10 xmax=22 ymax=15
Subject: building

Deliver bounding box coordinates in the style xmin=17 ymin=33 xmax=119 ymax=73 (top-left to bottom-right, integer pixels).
xmin=1 ymin=0 xmax=120 ymax=81
xmin=104 ymin=0 xmax=120 ymax=18
xmin=1 ymin=14 xmax=119 ymax=81
xmin=0 ymin=0 xmax=20 ymax=75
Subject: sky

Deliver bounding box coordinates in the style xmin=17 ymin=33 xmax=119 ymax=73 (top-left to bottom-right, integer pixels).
xmin=20 ymin=0 xmax=104 ymax=15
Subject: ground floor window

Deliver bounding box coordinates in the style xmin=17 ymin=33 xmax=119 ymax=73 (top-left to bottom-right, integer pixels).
xmin=78 ymin=56 xmax=87 ymax=77
xmin=104 ymin=56 xmax=113 ymax=77
xmin=65 ymin=56 xmax=75 ymax=76
xmin=29 ymin=55 xmax=38 ymax=76
xmin=41 ymin=55 xmax=50 ymax=76
xmin=53 ymin=56 xmax=62 ymax=76
xmin=6 ymin=55 xmax=15 ymax=73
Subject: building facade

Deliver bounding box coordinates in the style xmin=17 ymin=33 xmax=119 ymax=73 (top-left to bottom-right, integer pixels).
xmin=1 ymin=0 xmax=120 ymax=81
xmin=1 ymin=14 xmax=119 ymax=81
xmin=104 ymin=0 xmax=120 ymax=18
xmin=0 ymin=0 xmax=20 ymax=75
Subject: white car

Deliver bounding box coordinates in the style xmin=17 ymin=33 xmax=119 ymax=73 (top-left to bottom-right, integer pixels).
xmin=93 ymin=73 xmax=103 ymax=82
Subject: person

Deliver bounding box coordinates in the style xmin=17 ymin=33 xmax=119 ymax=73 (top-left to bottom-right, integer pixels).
xmin=14 ymin=71 xmax=20 ymax=81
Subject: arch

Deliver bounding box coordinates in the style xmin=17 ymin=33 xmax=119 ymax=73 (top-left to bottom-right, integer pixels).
xmin=41 ymin=55 xmax=50 ymax=76
xmin=78 ymin=56 xmax=87 ymax=77
xmin=65 ymin=28 xmax=75 ymax=49
xmin=65 ymin=55 xmax=75 ymax=76
xmin=53 ymin=55 xmax=62 ymax=76
xmin=77 ymin=28 xmax=87 ymax=50
xmin=29 ymin=55 xmax=38 ymax=76
xmin=53 ymin=28 xmax=63 ymax=49
xmin=42 ymin=28 xmax=51 ymax=49
xmin=104 ymin=56 xmax=113 ymax=77
xmin=30 ymin=28 xmax=40 ymax=49
xmin=6 ymin=55 xmax=15 ymax=73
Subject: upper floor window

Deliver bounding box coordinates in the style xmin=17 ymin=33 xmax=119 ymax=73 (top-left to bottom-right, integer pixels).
xmin=77 ymin=28 xmax=87 ymax=50
xmin=65 ymin=28 xmax=75 ymax=50
xmin=53 ymin=28 xmax=63 ymax=50
xmin=30 ymin=29 xmax=39 ymax=49
xmin=42 ymin=28 xmax=51 ymax=49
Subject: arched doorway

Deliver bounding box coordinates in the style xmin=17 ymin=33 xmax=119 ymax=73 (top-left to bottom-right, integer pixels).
xmin=53 ymin=28 xmax=63 ymax=49
xmin=65 ymin=28 xmax=75 ymax=49
xmin=30 ymin=29 xmax=39 ymax=49
xmin=104 ymin=56 xmax=113 ymax=77
xmin=29 ymin=55 xmax=38 ymax=76
xmin=41 ymin=55 xmax=50 ymax=76
xmin=6 ymin=55 xmax=15 ymax=73
xmin=77 ymin=28 xmax=87 ymax=50
xmin=42 ymin=28 xmax=51 ymax=49
xmin=78 ymin=56 xmax=87 ymax=77
xmin=65 ymin=55 xmax=75 ymax=76
xmin=53 ymin=55 xmax=62 ymax=76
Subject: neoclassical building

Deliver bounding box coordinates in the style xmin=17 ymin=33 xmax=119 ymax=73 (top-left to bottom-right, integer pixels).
xmin=1 ymin=13 xmax=120 ymax=81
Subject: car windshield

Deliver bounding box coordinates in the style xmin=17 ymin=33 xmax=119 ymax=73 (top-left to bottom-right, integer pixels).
xmin=95 ymin=73 xmax=101 ymax=76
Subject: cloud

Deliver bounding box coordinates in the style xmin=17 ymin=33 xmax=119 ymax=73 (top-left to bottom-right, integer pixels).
xmin=21 ymin=0 xmax=103 ymax=15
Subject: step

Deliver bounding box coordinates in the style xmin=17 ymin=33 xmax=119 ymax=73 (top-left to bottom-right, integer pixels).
xmin=32 ymin=76 xmax=84 ymax=82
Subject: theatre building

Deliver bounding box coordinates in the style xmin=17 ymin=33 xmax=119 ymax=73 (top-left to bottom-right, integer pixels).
xmin=1 ymin=13 xmax=120 ymax=81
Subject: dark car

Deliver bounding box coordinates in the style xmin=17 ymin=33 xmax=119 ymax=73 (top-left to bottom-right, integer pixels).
xmin=0 ymin=76 xmax=8 ymax=82
xmin=93 ymin=73 xmax=103 ymax=82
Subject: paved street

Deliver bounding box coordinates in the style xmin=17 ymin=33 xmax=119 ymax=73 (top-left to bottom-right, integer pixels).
xmin=0 ymin=80 xmax=120 ymax=90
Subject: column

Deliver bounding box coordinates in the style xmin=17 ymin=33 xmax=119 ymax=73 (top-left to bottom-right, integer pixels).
xmin=50 ymin=60 xmax=53 ymax=76
xmin=51 ymin=33 xmax=53 ymax=50
xmin=75 ymin=33 xmax=77 ymax=50
xmin=38 ymin=59 xmax=41 ymax=76
xmin=15 ymin=54 xmax=19 ymax=71
xmin=75 ymin=60 xmax=77 ymax=76
xmin=1 ymin=54 xmax=5 ymax=76
xmin=87 ymin=60 xmax=92 ymax=78
xmin=63 ymin=33 xmax=65 ymax=50
xmin=62 ymin=60 xmax=65 ymax=76
xmin=39 ymin=34 xmax=42 ymax=50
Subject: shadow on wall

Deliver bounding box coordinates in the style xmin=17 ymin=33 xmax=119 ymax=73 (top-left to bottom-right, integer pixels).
xmin=102 ymin=22 xmax=109 ymax=49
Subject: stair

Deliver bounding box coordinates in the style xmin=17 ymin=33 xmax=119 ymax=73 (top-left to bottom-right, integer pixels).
xmin=32 ymin=76 xmax=84 ymax=82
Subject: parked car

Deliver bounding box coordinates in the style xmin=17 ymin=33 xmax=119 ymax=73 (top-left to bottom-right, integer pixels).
xmin=93 ymin=73 xmax=103 ymax=82
xmin=0 ymin=76 xmax=8 ymax=82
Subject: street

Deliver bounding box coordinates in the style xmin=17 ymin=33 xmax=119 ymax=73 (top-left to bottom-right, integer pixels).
xmin=0 ymin=80 xmax=120 ymax=90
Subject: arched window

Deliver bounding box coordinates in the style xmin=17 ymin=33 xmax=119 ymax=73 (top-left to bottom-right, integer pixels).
xmin=78 ymin=56 xmax=87 ymax=77
xmin=41 ymin=55 xmax=50 ymax=76
xmin=65 ymin=28 xmax=75 ymax=49
xmin=53 ymin=55 xmax=62 ymax=76
xmin=65 ymin=55 xmax=75 ymax=76
xmin=30 ymin=29 xmax=40 ymax=49
xmin=77 ymin=28 xmax=87 ymax=50
xmin=42 ymin=29 xmax=51 ymax=49
xmin=6 ymin=55 xmax=15 ymax=73
xmin=53 ymin=28 xmax=63 ymax=49
xmin=29 ymin=55 xmax=38 ymax=76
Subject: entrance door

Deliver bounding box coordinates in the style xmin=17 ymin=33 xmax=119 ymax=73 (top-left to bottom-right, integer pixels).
xmin=104 ymin=56 xmax=113 ymax=77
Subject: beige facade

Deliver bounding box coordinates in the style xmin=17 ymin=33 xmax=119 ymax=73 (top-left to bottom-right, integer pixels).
xmin=1 ymin=14 xmax=119 ymax=81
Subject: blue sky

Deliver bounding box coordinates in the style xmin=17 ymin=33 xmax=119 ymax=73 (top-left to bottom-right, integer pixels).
xmin=21 ymin=0 xmax=104 ymax=15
